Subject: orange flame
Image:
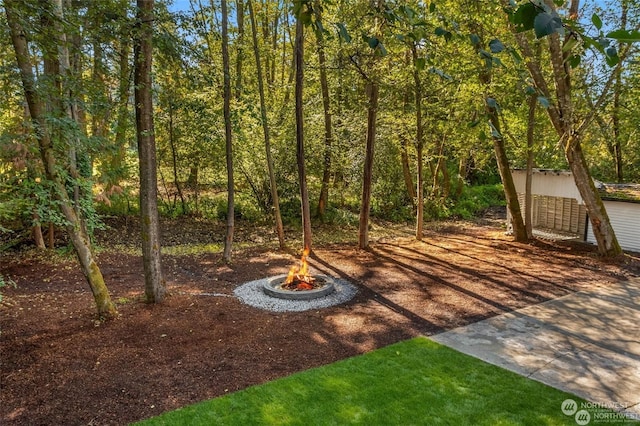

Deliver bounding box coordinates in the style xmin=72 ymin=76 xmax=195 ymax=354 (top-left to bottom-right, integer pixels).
xmin=285 ymin=248 xmax=314 ymax=284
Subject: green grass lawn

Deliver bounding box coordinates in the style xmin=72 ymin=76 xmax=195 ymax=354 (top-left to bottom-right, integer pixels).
xmin=136 ymin=337 xmax=637 ymax=425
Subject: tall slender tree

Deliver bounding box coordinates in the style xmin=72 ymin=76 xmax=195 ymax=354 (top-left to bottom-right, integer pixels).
xmin=221 ymin=0 xmax=235 ymax=262
xmin=234 ymin=0 xmax=245 ymax=99
xmin=314 ymin=1 xmax=334 ymax=221
xmin=507 ymin=0 xmax=622 ymax=256
xmin=248 ymin=0 xmax=285 ymax=248
xmin=357 ymin=0 xmax=384 ymax=250
xmin=412 ymin=44 xmax=425 ymax=241
xmin=358 ymin=79 xmax=379 ymax=249
xmin=5 ymin=0 xmax=117 ymax=317
xmin=134 ymin=0 xmax=166 ymax=302
xmin=294 ymin=4 xmax=312 ymax=252
xmin=611 ymin=0 xmax=628 ymax=183
xmin=524 ymin=91 xmax=537 ymax=239
xmin=465 ymin=6 xmax=528 ymax=242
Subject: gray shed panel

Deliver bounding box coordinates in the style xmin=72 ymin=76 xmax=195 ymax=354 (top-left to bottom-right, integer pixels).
xmin=586 ymin=200 xmax=640 ymax=253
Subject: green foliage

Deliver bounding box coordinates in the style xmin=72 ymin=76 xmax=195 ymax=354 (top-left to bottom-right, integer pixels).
xmin=95 ymin=188 xmax=139 ymax=216
xmin=607 ymin=29 xmax=640 ymax=42
xmin=450 ymin=184 xmax=506 ymax=220
xmin=183 ymin=192 xmax=267 ymax=223
xmin=419 ymin=184 xmax=506 ymax=222
xmin=2 ymin=0 xmax=639 ymax=251
xmin=317 ymin=205 xmax=359 ymax=226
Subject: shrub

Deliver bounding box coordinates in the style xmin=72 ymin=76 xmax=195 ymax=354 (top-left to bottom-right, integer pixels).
xmin=450 ymin=184 xmax=505 ymax=218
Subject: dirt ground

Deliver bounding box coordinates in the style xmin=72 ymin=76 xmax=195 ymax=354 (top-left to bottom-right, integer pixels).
xmin=1 ymin=215 xmax=639 ymax=425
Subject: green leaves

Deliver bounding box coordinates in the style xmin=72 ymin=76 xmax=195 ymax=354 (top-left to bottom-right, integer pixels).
xmin=363 ymin=35 xmax=387 ymax=56
xmin=510 ymin=2 xmax=563 ymax=38
xmin=582 ymin=35 xmax=620 ymax=66
xmin=591 ymin=13 xmax=603 ymax=31
xmin=507 ymin=2 xmax=637 ymax=68
xmin=511 ymin=2 xmax=537 ymax=33
xmin=429 ymin=67 xmax=452 ymax=81
xmin=435 ymin=27 xmax=452 ymax=42
xmin=606 ymin=29 xmax=640 ymax=43
xmin=537 ymin=96 xmax=550 ymax=109
xmin=336 ymin=23 xmax=351 ymax=43
xmin=292 ymin=0 xmax=313 ymax=25
xmin=485 ymin=97 xmax=499 ymax=110
xmin=533 ymin=11 xmax=563 ymax=38
xmin=488 ymin=39 xmax=505 ymax=54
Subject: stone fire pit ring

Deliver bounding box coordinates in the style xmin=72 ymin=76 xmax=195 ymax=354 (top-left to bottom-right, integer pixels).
xmin=234 ymin=274 xmax=358 ymax=312
xmin=262 ymin=276 xmax=335 ymax=300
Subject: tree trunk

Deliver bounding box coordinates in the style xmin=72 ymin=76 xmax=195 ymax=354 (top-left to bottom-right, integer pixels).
xmin=471 ymin=18 xmax=527 ymax=242
xmin=168 ymin=103 xmax=186 ymax=214
xmin=400 ymin=135 xmax=415 ymax=202
xmin=400 ymin=81 xmax=415 ymax=203
xmin=48 ymin=223 xmax=55 ymax=249
xmin=611 ymin=2 xmax=626 ymax=183
xmin=358 ymin=81 xmax=379 ymax=249
xmin=112 ymin=34 xmax=132 ymax=187
xmin=281 ymin=13 xmax=296 ymax=108
xmin=456 ymin=156 xmax=467 ymax=197
xmin=315 ymin=4 xmax=333 ymax=221
xmin=270 ymin=7 xmax=280 ymax=92
xmin=439 ymin=152 xmax=451 ymax=199
xmin=186 ymin=166 xmax=199 ymax=188
xmin=431 ymin=135 xmax=449 ymax=199
xmin=30 ymin=165 xmax=46 ymax=250
xmin=134 ymin=0 xmax=165 ymax=302
xmin=412 ymin=46 xmax=424 ymax=241
xmin=234 ymin=0 xmax=245 ymax=99
xmin=6 ymin=0 xmax=116 ymax=318
xmin=485 ymin=98 xmax=528 ymax=242
xmin=566 ymin=134 xmax=621 ymax=255
xmin=525 ymin=93 xmax=536 ymax=239
xmin=32 ymin=222 xmax=46 ymax=249
xmin=221 ymin=0 xmax=235 ymax=262
xmin=52 ymin=0 xmax=82 ymax=218
xmin=295 ymin=15 xmax=312 ymax=252
xmin=248 ymin=0 xmax=285 ymax=248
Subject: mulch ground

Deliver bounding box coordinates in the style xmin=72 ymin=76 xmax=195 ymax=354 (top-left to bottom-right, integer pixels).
xmin=1 ymin=216 xmax=639 ymax=425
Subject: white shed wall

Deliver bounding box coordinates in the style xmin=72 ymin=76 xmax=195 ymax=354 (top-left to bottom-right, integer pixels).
xmin=512 ymin=169 xmax=584 ymax=202
xmin=586 ymin=200 xmax=640 ymax=253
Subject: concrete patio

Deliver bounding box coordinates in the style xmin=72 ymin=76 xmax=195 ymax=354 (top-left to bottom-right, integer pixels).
xmin=431 ymin=278 xmax=640 ymax=422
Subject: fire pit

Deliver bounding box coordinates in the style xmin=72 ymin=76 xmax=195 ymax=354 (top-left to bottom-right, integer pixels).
xmin=263 ymin=275 xmax=335 ymax=300
xmin=261 ymin=248 xmax=335 ymax=300
xmin=234 ymin=247 xmax=357 ymax=312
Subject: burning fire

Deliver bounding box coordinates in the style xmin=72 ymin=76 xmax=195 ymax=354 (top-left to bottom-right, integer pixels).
xmin=283 ymin=248 xmax=316 ymax=290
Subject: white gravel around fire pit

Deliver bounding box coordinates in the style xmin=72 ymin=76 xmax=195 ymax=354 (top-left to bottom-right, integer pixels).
xmin=234 ymin=274 xmax=358 ymax=312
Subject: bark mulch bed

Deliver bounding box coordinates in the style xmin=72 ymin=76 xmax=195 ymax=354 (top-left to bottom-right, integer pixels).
xmin=1 ymin=218 xmax=639 ymax=425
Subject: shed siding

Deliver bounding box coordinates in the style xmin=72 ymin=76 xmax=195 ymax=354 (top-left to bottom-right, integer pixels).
xmin=586 ymin=200 xmax=640 ymax=253
xmin=512 ymin=170 xmax=584 ymax=201
xmin=510 ymin=169 xmax=639 ymax=253
xmin=517 ymin=193 xmax=586 ymax=235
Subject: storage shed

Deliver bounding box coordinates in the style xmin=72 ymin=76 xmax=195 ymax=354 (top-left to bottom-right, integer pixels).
xmin=508 ymin=169 xmax=640 ymax=253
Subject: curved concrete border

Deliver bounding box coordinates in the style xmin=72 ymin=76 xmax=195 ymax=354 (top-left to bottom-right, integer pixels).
xmin=262 ymin=276 xmax=335 ymax=300
xmin=234 ymin=274 xmax=358 ymax=312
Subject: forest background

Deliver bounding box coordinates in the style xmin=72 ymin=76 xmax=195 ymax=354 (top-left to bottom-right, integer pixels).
xmin=1 ymin=0 xmax=639 ymax=312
